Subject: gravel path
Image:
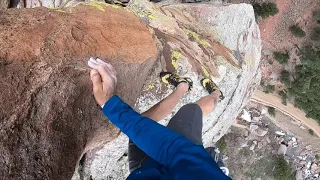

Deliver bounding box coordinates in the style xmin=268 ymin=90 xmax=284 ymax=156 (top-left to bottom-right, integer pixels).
xmin=251 ymin=90 xmax=320 ymax=138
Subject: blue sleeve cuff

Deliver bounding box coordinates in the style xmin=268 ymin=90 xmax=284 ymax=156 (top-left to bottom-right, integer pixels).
xmin=102 ymin=95 xmax=122 ymax=115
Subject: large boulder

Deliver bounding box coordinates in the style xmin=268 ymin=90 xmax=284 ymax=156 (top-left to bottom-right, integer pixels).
xmin=0 ymin=4 xmax=157 ymax=179
xmin=77 ymin=1 xmax=261 ymax=179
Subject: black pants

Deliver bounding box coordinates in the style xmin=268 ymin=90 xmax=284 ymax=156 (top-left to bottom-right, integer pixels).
xmin=128 ymin=104 xmax=203 ymax=172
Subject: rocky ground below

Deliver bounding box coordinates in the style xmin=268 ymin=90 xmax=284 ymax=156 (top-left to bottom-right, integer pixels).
xmin=218 ymin=2 xmax=320 ymax=179
xmin=220 ymin=102 xmax=320 ymax=180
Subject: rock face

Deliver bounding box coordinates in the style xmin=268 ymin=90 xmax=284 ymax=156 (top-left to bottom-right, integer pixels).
xmin=0 ymin=4 xmax=157 ymax=179
xmin=12 ymin=0 xmax=83 ymax=8
xmin=0 ymin=0 xmax=10 ymax=9
xmin=0 ymin=1 xmax=261 ymax=180
xmin=77 ymin=1 xmax=261 ymax=179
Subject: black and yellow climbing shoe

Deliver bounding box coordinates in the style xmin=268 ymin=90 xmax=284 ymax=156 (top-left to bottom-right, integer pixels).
xmin=200 ymin=78 xmax=224 ymax=100
xmin=160 ymin=72 xmax=193 ymax=91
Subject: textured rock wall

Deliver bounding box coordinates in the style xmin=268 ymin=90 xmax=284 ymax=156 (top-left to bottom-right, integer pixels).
xmin=77 ymin=1 xmax=261 ymax=179
xmin=0 ymin=5 xmax=157 ymax=179
xmin=0 ymin=1 xmax=261 ymax=179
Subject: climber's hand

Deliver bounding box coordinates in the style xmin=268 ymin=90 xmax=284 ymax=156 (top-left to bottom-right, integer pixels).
xmin=88 ymin=58 xmax=117 ymax=107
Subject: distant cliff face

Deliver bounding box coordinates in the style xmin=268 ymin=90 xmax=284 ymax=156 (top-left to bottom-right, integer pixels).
xmin=77 ymin=1 xmax=262 ymax=179
xmin=0 ymin=1 xmax=261 ymax=179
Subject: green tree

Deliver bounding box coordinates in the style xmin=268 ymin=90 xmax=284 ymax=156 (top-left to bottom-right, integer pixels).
xmin=313 ymin=10 xmax=320 ymax=22
xmin=253 ymin=3 xmax=279 ymax=19
xmin=288 ymin=47 xmax=320 ymax=123
xmin=264 ymin=85 xmax=275 ymax=94
xmin=278 ymin=91 xmax=287 ymax=105
xmin=273 ymin=156 xmax=294 ymax=180
xmin=310 ymin=26 xmax=320 ymax=41
xmin=268 ymin=107 xmax=276 ymax=117
xmin=274 ymin=52 xmax=289 ymax=64
xmin=309 ymin=129 xmax=314 ymax=136
xmin=216 ymin=136 xmax=227 ymax=154
xmin=280 ymin=70 xmax=291 ymax=87
xmin=289 ymin=25 xmax=306 ymax=37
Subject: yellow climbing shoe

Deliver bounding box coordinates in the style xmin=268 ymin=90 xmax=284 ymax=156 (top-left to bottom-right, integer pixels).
xmin=200 ymin=78 xmax=224 ymax=100
xmin=160 ymin=72 xmax=193 ymax=91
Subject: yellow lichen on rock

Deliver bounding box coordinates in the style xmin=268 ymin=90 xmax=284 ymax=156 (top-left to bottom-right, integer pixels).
xmin=184 ymin=29 xmax=210 ymax=48
xmin=148 ymin=14 xmax=157 ymax=20
xmin=128 ymin=0 xmax=172 ymax=22
xmin=147 ymin=83 xmax=155 ymax=90
xmin=171 ymin=51 xmax=182 ymax=70
xmin=87 ymin=1 xmax=110 ymax=11
xmin=49 ymin=8 xmax=67 ymax=13
xmin=201 ymin=66 xmax=211 ymax=78
xmin=111 ymin=4 xmax=122 ymax=9
xmin=130 ymin=8 xmax=158 ymax=21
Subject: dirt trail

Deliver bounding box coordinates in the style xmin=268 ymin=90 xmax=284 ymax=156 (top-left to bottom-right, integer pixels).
xmin=251 ymin=90 xmax=320 ymax=137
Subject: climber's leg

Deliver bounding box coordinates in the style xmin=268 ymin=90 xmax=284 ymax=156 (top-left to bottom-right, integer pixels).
xmin=128 ymin=102 xmax=200 ymax=173
xmin=128 ymin=76 xmax=191 ymax=172
xmin=166 ymin=103 xmax=203 ymax=145
xmin=165 ymin=88 xmax=221 ymax=145
xmin=165 ymin=95 xmax=228 ymax=175
xmin=165 ymin=77 xmax=223 ymax=146
xmin=195 ymin=91 xmax=220 ymax=117
xmin=195 ymin=78 xmax=229 ymax=176
xmin=128 ymin=102 xmax=200 ymax=172
xmin=196 ymin=78 xmax=223 ymax=116
xmin=128 ymin=141 xmax=148 ymax=172
xmin=142 ymin=83 xmax=189 ymax=122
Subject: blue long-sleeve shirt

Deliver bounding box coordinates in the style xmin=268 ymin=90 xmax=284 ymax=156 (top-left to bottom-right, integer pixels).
xmin=102 ymin=95 xmax=231 ymax=179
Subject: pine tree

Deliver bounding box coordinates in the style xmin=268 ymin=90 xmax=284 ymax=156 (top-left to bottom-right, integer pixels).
xmin=253 ymin=3 xmax=279 ymax=19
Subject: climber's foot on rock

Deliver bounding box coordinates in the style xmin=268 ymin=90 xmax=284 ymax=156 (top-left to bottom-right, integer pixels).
xmin=200 ymin=78 xmax=224 ymax=100
xmin=160 ymin=72 xmax=193 ymax=91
